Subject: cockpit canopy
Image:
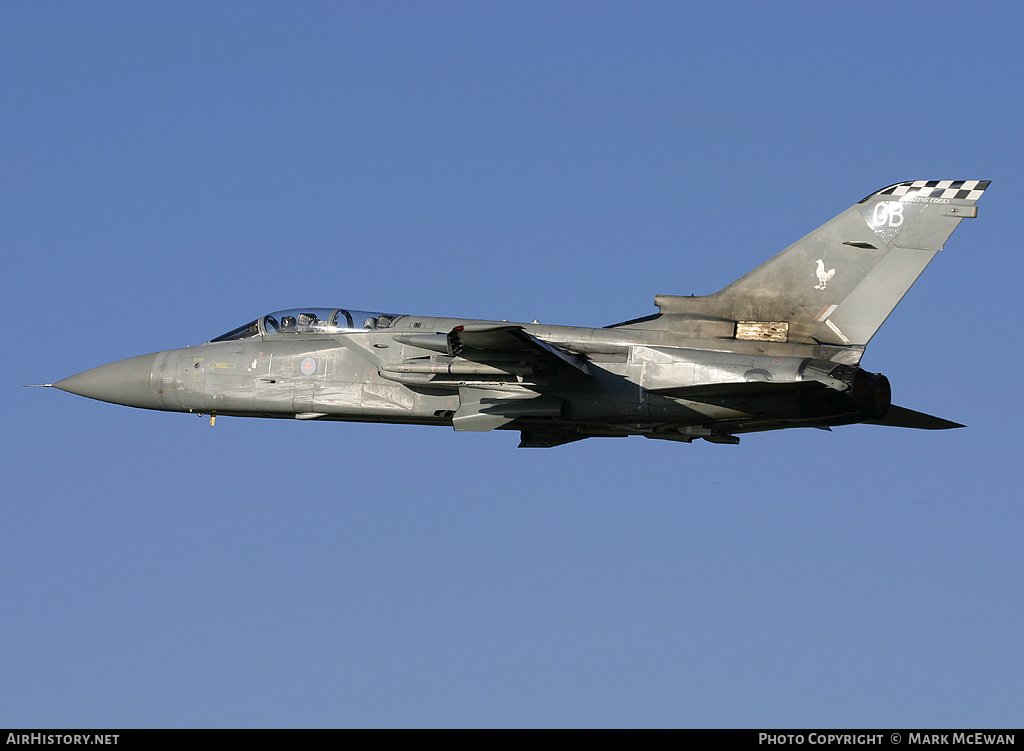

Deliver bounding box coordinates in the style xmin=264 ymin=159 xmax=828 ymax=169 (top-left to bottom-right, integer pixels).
xmin=210 ymin=308 xmax=403 ymax=342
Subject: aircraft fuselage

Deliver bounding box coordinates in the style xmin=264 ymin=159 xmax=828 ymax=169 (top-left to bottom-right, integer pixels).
xmin=53 ymin=312 xmax=891 ymax=446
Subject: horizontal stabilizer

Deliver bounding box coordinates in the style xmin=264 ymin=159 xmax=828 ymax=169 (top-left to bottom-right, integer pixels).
xmin=866 ymin=405 xmax=964 ymax=430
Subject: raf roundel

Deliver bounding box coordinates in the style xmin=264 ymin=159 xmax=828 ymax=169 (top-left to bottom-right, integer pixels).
xmin=300 ymin=358 xmax=317 ymax=376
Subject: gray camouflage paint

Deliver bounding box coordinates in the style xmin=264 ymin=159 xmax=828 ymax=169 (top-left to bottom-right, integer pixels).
xmin=49 ymin=181 xmax=988 ymax=447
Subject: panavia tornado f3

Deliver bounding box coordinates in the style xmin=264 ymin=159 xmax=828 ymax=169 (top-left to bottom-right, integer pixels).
xmin=45 ymin=180 xmax=988 ymax=447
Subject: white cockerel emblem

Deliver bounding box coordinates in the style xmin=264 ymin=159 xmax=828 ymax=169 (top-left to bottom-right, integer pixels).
xmin=814 ymin=259 xmax=835 ymax=290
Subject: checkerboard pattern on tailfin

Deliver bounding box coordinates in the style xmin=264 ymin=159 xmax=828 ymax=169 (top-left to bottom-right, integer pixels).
xmin=879 ymin=180 xmax=990 ymax=201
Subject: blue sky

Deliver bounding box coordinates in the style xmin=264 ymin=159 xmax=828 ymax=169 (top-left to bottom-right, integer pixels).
xmin=3 ymin=1 xmax=1021 ymax=728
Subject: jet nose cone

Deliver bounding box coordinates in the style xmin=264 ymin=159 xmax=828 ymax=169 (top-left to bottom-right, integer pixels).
xmin=54 ymin=353 xmax=161 ymax=410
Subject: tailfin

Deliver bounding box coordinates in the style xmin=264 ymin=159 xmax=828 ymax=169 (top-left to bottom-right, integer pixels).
xmin=628 ymin=180 xmax=989 ymax=354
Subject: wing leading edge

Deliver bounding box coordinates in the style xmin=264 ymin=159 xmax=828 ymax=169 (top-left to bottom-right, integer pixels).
xmin=447 ymin=323 xmax=591 ymax=374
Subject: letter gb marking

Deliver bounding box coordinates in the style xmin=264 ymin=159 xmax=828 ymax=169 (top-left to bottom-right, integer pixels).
xmin=872 ymin=201 xmax=905 ymax=227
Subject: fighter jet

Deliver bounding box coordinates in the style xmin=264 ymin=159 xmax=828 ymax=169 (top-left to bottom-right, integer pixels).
xmin=43 ymin=180 xmax=988 ymax=447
